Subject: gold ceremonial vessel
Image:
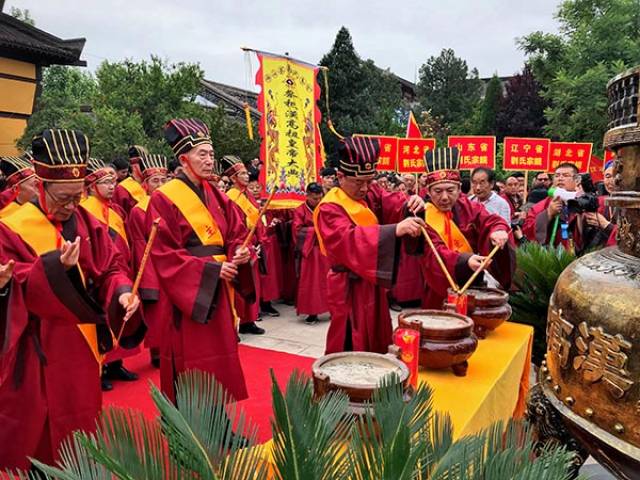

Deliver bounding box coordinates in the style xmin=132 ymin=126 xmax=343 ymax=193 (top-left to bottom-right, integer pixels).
xmin=542 ymin=65 xmax=640 ymax=479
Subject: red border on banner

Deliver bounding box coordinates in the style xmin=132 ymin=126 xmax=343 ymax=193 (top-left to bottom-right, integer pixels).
xmin=503 ymin=137 xmax=550 ymax=171
xmin=255 ymin=54 xmax=323 ymax=205
xmin=548 ymin=142 xmax=592 ymax=173
xmin=353 ymin=134 xmax=398 ymax=171
xmin=448 ymin=135 xmax=496 ymax=170
xmin=397 ymin=138 xmax=436 ymax=173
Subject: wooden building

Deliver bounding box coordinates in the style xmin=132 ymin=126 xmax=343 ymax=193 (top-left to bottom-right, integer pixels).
xmin=0 ymin=8 xmax=85 ymax=155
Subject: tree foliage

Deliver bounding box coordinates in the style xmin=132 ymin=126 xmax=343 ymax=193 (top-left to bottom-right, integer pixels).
xmin=476 ymin=74 xmax=503 ymax=136
xmin=416 ymin=48 xmax=482 ymax=133
xmin=495 ymin=65 xmax=546 ymax=141
xmin=519 ymin=0 xmax=640 ymax=150
xmin=19 ymin=58 xmax=259 ymax=162
xmin=318 ymin=27 xmax=404 ymax=161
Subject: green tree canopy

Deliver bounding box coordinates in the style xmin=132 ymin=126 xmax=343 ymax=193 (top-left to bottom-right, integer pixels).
xmin=416 ymin=48 xmax=482 ymax=133
xmin=519 ymin=0 xmax=640 ymax=150
xmin=476 ymin=74 xmax=503 ymax=135
xmin=19 ymin=57 xmax=259 ymax=162
xmin=318 ymin=26 xmax=404 ymax=161
xmin=495 ymin=65 xmax=546 ymax=141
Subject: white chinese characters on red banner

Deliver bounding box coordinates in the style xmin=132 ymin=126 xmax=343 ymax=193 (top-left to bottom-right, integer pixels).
xmin=448 ymin=136 xmax=496 ymax=169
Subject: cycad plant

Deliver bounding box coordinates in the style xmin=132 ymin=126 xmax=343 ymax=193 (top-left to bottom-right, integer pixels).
xmin=509 ymin=242 xmax=576 ymax=366
xmin=6 ymin=369 xmax=579 ymax=479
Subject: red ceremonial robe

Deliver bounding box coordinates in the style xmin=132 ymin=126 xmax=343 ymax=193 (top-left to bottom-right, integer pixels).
xmin=314 ymin=184 xmax=406 ymax=354
xmin=271 ymin=209 xmax=298 ymax=304
xmin=418 ymin=195 xmax=515 ymax=309
xmin=127 ymin=196 xmax=168 ymax=350
xmin=226 ymin=187 xmax=263 ymax=324
xmin=147 ymin=175 xmax=254 ymax=402
xmin=112 ymin=177 xmax=146 ymax=218
xmin=260 ymin=211 xmax=282 ymax=302
xmin=80 ymin=196 xmax=140 ymax=363
xmin=292 ymin=202 xmax=329 ymax=316
xmin=0 ymin=202 xmax=143 ymax=470
xmin=391 ymin=242 xmax=424 ymax=303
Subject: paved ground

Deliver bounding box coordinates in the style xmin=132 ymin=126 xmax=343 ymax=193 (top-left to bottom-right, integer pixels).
xmin=240 ymin=301 xmax=614 ymax=478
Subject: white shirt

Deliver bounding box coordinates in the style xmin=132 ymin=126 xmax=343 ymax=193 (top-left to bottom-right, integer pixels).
xmin=469 ymin=191 xmax=512 ymax=222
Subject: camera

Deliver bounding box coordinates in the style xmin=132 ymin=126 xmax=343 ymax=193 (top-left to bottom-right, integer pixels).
xmin=567 ymin=193 xmax=599 ymax=214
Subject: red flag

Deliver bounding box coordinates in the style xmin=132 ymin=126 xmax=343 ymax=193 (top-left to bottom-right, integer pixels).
xmin=589 ymin=155 xmax=604 ymax=183
xmin=406 ymin=111 xmax=423 ymax=138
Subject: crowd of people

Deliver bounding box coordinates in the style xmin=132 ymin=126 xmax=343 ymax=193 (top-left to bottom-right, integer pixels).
xmin=0 ymin=117 xmax=618 ymax=472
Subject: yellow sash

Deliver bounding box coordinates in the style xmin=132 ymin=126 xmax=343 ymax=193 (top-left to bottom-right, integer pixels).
xmin=313 ymin=187 xmax=378 ymax=256
xmin=80 ymin=196 xmax=129 ymax=247
xmin=425 ymin=203 xmax=473 ymax=254
xmin=0 ymin=201 xmax=20 ymax=219
xmin=120 ymin=177 xmax=146 ymax=203
xmin=0 ymin=203 xmax=102 ymax=363
xmin=134 ymin=195 xmax=150 ymax=213
xmin=227 ymin=187 xmax=260 ymax=230
xmin=157 ymin=179 xmax=238 ymax=323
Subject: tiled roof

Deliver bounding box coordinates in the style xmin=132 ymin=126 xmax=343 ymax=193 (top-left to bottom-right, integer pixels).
xmin=0 ymin=12 xmax=85 ymax=66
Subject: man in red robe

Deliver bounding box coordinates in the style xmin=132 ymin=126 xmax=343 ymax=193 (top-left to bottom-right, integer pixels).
xmin=313 ymin=136 xmax=426 ymax=354
xmin=0 ymin=128 xmax=142 ymax=471
xmin=0 ymin=154 xmax=39 ymax=218
xmin=147 ymin=118 xmax=254 ymax=403
xmin=126 ymin=153 xmax=169 ymax=368
xmin=246 ymin=169 xmax=283 ymax=317
xmin=111 ymin=145 xmax=147 ymax=217
xmin=292 ymin=182 xmax=329 ymax=325
xmin=81 ymin=157 xmax=143 ymax=390
xmin=222 ymin=155 xmax=268 ymax=335
xmin=418 ymin=147 xmax=515 ymax=309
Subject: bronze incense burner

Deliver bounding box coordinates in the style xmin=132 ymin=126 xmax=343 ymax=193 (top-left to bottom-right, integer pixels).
xmin=541 ymin=65 xmax=640 ymax=479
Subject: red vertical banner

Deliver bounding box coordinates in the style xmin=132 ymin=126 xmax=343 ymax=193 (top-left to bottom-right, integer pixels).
xmin=548 ymin=142 xmax=592 ymax=173
xmin=503 ymin=137 xmax=550 ymax=171
xmin=589 ymin=155 xmax=604 ymax=182
xmin=447 ymin=135 xmax=496 ymax=170
xmin=354 ymin=134 xmax=398 ymax=171
xmin=397 ymin=138 xmax=436 ymax=173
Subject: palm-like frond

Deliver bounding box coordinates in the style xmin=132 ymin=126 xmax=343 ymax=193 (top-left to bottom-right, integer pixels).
xmin=77 ymin=406 xmax=187 ymax=480
xmin=348 ymin=375 xmax=436 ymax=480
xmin=151 ymin=369 xmax=268 ymax=480
xmin=510 ymin=243 xmax=576 ymax=364
xmin=270 ymin=369 xmax=352 ymax=480
xmin=28 ymin=433 xmax=111 ymax=480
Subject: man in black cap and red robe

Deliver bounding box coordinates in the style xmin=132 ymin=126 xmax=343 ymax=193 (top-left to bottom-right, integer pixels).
xmin=0 ymin=128 xmax=143 ymax=471
xmin=313 ymin=136 xmax=426 ymax=354
xmin=0 ymin=154 xmax=39 ymax=218
xmin=418 ymin=147 xmax=514 ymax=309
xmin=147 ymin=118 xmax=254 ymax=403
xmin=126 ymin=153 xmax=169 ymax=368
xmin=111 ymin=145 xmax=147 ymax=217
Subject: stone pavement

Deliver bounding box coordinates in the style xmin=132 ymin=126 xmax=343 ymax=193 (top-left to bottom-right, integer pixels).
xmin=241 ymin=301 xmax=613 ymax=479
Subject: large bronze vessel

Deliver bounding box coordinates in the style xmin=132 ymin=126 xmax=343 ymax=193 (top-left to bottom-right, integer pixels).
xmin=542 ymin=66 xmax=640 ymax=479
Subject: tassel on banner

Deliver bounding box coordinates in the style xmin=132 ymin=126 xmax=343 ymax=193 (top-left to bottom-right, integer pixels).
xmin=243 ymin=103 xmax=254 ymax=140
xmin=322 ymin=68 xmax=344 ymax=140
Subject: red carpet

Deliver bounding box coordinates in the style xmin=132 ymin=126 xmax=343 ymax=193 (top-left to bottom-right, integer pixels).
xmin=102 ymin=345 xmax=315 ymax=442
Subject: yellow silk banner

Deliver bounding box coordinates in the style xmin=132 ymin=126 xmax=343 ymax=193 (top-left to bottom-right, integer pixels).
xmin=256 ymin=52 xmax=322 ymax=209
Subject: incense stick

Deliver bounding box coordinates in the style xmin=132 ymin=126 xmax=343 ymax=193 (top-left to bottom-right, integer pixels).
xmin=116 ymin=218 xmax=161 ymax=345
xmin=241 ymin=188 xmax=277 ymax=249
xmin=458 ymin=244 xmax=501 ymax=296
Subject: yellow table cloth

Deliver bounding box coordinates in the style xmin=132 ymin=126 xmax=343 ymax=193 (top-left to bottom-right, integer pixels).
xmin=420 ymin=321 xmax=533 ymax=439
xmin=259 ymin=321 xmax=533 ymax=476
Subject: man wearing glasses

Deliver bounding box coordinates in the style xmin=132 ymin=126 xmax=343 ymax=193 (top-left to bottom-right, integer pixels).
xmin=80 ymin=158 xmax=145 ymax=391
xmin=0 ymin=129 xmax=142 ymax=471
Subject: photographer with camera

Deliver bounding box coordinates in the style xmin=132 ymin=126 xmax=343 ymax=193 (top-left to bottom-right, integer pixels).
xmin=522 ymin=163 xmax=616 ymax=255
